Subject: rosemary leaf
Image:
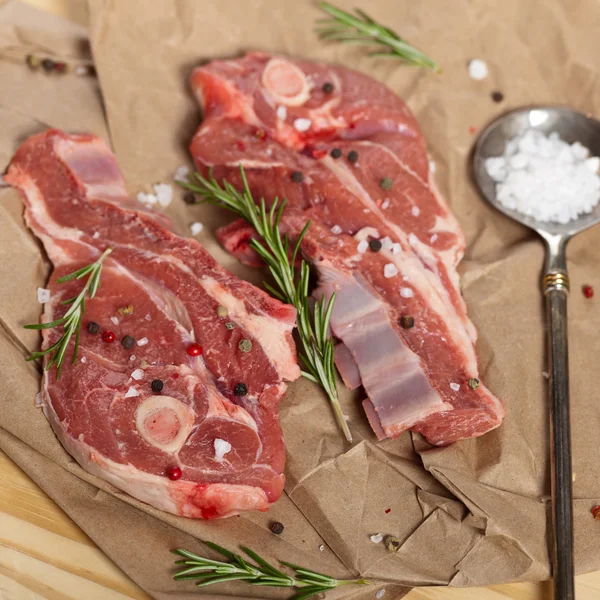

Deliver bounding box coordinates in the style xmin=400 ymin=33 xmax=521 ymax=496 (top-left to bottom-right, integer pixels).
xmin=316 ymin=1 xmax=440 ymax=72
xmin=24 ymin=247 xmax=112 ymax=377
xmin=172 ymin=543 xmax=370 ymax=597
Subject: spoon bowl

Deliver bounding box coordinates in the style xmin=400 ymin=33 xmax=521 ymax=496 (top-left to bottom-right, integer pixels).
xmin=474 ymin=105 xmax=600 ymax=238
xmin=473 ymin=105 xmax=600 ymax=600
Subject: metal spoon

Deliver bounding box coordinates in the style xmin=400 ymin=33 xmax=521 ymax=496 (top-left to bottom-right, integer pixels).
xmin=473 ymin=106 xmax=600 ymax=600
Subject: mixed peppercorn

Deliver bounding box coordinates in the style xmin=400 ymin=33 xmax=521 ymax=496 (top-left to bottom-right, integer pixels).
xmin=26 ymin=54 xmax=95 ymax=76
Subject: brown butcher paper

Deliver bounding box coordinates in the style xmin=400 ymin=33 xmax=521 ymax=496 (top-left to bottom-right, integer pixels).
xmin=1 ymin=0 xmax=600 ymax=598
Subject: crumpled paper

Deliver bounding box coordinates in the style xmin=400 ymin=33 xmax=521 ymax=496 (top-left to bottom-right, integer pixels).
xmin=2 ymin=0 xmax=600 ymax=597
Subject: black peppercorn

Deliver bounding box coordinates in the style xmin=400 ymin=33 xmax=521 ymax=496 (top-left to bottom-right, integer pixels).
xmin=270 ymin=521 xmax=285 ymax=535
xmin=330 ymin=148 xmax=342 ymax=159
xmin=400 ymin=315 xmax=415 ymax=329
xmin=121 ymin=335 xmax=136 ymax=349
xmin=234 ymin=383 xmax=248 ymax=396
xmin=87 ymin=321 xmax=100 ymax=334
xmin=291 ymin=171 xmax=304 ymax=183
xmin=491 ymin=91 xmax=504 ymax=103
xmin=347 ymin=150 xmax=359 ymax=164
xmin=369 ymin=239 xmax=382 ymax=252
xmin=322 ymin=82 xmax=334 ymax=94
xmin=41 ymin=58 xmax=55 ymax=72
xmin=183 ymin=192 xmax=196 ymax=205
xmin=151 ymin=379 xmax=164 ymax=393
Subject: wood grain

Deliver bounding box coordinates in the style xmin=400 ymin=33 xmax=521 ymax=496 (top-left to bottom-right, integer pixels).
xmin=2 ymin=1 xmax=598 ymax=599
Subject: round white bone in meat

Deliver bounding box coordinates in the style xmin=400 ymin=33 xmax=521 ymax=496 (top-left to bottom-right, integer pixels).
xmin=135 ymin=395 xmax=195 ymax=453
xmin=261 ymin=58 xmax=311 ymax=107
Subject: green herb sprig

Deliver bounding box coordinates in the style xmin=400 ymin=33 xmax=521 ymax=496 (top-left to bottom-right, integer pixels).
xmin=179 ymin=167 xmax=352 ymax=443
xmin=25 ymin=248 xmax=112 ymax=377
xmin=316 ymin=1 xmax=440 ymax=72
xmin=173 ymin=542 xmax=369 ymax=599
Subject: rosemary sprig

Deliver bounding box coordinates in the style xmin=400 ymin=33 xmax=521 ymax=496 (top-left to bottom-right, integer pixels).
xmin=173 ymin=542 xmax=369 ymax=599
xmin=179 ymin=167 xmax=352 ymax=442
xmin=316 ymin=1 xmax=440 ymax=72
xmin=24 ymin=248 xmax=112 ymax=377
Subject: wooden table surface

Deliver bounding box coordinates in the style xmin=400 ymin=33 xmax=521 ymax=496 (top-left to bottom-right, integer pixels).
xmin=1 ymin=1 xmax=598 ymax=599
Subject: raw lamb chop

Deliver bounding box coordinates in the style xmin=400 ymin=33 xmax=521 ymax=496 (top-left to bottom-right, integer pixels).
xmin=6 ymin=129 xmax=300 ymax=518
xmin=189 ymin=52 xmax=504 ymax=445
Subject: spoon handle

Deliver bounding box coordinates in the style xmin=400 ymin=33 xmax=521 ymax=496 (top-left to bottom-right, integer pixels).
xmin=544 ymin=237 xmax=575 ymax=600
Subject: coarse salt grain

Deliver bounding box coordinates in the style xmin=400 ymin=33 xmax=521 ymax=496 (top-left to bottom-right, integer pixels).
xmin=485 ymin=129 xmax=600 ymax=223
xmin=214 ymin=438 xmax=232 ymax=461
xmin=450 ymin=382 xmax=460 ymax=391
xmin=174 ymin=165 xmax=190 ymax=182
xmin=430 ymin=233 xmax=439 ymax=243
xmin=137 ymin=337 xmax=149 ymax=347
xmin=80 ymin=356 xmax=87 ymax=364
xmin=37 ymin=287 xmax=51 ymax=303
xmin=110 ymin=316 xmax=119 ymax=325
xmin=319 ymin=544 xmax=325 ymax=551
xmin=124 ymin=386 xmax=139 ymax=398
xmin=370 ymin=533 xmax=383 ymax=544
xmin=357 ymin=240 xmax=369 ymax=253
xmin=137 ymin=191 xmax=157 ymax=206
xmin=380 ymin=236 xmax=393 ymax=251
xmin=381 ymin=199 xmax=391 ymax=210
xmin=411 ymin=206 xmax=420 ymax=217
xmin=293 ymin=118 xmax=312 ymax=132
xmin=376 ymin=590 xmax=386 ymax=599
xmin=145 ymin=313 xmax=152 ymax=321
xmin=400 ymin=287 xmax=414 ymax=298
xmin=384 ymin=263 xmax=398 ymax=278
xmin=331 ymin=224 xmax=342 ymax=234
xmin=93 ymin=231 xmax=100 ymax=239
xmin=131 ymin=368 xmax=144 ymax=381
xmin=154 ymin=183 xmax=173 ymax=207
xmin=408 ymin=233 xmax=419 ymax=246
xmin=276 ymin=105 xmax=287 ymax=120
xmin=468 ymin=59 xmax=488 ymax=80
xmin=189 ymin=222 xmax=204 ymax=236
xmin=129 ymin=355 xmax=136 ymax=361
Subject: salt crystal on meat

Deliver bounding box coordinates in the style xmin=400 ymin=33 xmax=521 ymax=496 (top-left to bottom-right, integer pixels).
xmin=37 ymin=287 xmax=51 ymax=303
xmin=384 ymin=264 xmax=398 ymax=278
xmin=293 ymin=118 xmax=311 ymax=132
xmin=124 ymin=386 xmax=139 ymax=398
xmin=131 ymin=369 xmax=144 ymax=381
xmin=214 ymin=438 xmax=232 ymax=461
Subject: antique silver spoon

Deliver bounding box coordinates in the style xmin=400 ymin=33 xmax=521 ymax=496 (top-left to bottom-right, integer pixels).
xmin=473 ymin=106 xmax=600 ymax=600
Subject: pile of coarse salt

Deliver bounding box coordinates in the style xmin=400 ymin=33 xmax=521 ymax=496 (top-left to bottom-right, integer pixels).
xmin=485 ymin=129 xmax=600 ymax=224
